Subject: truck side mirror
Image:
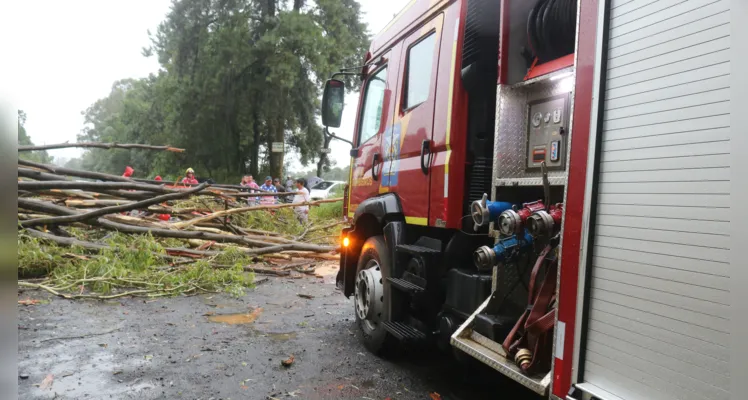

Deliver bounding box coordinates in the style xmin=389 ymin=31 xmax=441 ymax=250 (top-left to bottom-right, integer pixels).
xmin=349 ymin=148 xmax=358 ymax=158
xmin=321 ymin=79 xmax=345 ymax=128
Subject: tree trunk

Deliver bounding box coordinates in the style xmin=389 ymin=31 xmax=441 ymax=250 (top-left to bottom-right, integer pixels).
xmin=293 ymin=0 xmax=304 ymax=11
xmin=268 ymin=117 xmax=284 ymax=179
xmin=251 ymin=101 xmax=260 ymax=177
xmin=262 ymin=0 xmax=276 ymax=18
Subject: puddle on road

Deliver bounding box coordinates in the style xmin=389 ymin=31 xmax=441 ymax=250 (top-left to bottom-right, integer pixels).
xmin=208 ymin=307 xmax=263 ymax=325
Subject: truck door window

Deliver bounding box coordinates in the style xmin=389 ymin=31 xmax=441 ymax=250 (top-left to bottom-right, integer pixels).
xmin=404 ymin=32 xmax=436 ymax=110
xmin=358 ymin=66 xmax=388 ymax=145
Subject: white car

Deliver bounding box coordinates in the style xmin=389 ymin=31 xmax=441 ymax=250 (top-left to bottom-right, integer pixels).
xmin=309 ymin=180 xmax=345 ymax=200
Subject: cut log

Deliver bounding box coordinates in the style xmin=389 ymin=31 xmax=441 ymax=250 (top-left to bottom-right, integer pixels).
xmin=18 ymin=159 xmax=137 ymax=184
xmin=18 ymin=180 xmax=183 ymax=193
xmin=32 ymin=190 xmax=98 ymax=200
xmin=18 ymin=198 xmax=80 ymax=216
xmin=18 ymin=168 xmax=70 ymax=182
xmin=18 ymin=142 xmax=185 ymax=152
xmin=64 ymin=199 xmax=135 ymax=208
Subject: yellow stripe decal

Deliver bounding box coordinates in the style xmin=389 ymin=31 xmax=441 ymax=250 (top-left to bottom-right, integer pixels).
xmin=346 ymin=156 xmax=354 ymax=211
xmin=443 ymin=17 xmax=459 ymax=211
xmin=405 ymin=216 xmax=428 ymax=226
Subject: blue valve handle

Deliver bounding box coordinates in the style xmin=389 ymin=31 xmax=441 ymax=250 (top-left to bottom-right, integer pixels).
xmin=492 ymin=230 xmax=534 ymax=263
xmin=486 ymin=201 xmax=514 ymax=221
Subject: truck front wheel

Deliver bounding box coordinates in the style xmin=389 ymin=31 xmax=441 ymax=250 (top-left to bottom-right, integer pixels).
xmin=354 ymin=235 xmax=394 ymax=354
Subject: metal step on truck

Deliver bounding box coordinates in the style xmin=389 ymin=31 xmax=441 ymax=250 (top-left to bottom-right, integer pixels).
xmin=319 ymin=0 xmax=746 ymax=399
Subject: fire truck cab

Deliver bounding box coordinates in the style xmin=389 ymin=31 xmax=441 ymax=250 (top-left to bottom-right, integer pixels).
xmin=321 ymin=0 xmax=747 ymax=399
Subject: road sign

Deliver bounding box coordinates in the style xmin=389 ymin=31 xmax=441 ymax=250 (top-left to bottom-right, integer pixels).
xmin=319 ymin=148 xmax=332 ymax=154
xmin=271 ymin=142 xmax=284 ymax=153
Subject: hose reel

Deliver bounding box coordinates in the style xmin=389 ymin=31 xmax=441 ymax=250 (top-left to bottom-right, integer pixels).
xmin=526 ymin=0 xmax=578 ymax=64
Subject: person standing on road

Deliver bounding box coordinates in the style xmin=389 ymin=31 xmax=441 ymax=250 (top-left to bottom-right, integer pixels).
xmin=259 ymin=176 xmax=278 ymax=205
xmin=292 ymin=178 xmax=311 ymax=224
xmin=285 ymin=176 xmax=294 ymax=190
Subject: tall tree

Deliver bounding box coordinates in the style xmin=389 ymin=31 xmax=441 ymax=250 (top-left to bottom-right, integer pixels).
xmin=146 ymin=0 xmax=369 ymax=179
xmin=78 ymin=0 xmax=369 ymax=182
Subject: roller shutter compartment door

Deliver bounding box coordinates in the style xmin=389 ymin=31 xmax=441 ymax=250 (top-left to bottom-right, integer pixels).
xmin=581 ymin=0 xmax=732 ymax=399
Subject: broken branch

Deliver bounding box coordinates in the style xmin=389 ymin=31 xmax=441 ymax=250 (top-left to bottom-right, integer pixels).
xmin=173 ymin=197 xmax=343 ymax=229
xmin=18 ymin=180 xmax=184 ymax=194
xmin=18 ymin=142 xmax=185 ymax=152
xmin=20 ymin=183 xmax=209 ymax=227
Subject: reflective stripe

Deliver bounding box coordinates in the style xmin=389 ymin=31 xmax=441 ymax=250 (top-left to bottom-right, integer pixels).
xmin=405 ymin=216 xmax=428 ymax=226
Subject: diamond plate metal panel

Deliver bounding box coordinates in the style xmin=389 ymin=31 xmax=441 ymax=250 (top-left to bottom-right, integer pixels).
xmin=493 ymin=76 xmax=574 ymax=186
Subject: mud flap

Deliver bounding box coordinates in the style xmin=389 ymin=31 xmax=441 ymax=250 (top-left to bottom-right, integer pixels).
xmin=338 ymin=226 xmax=358 ymax=297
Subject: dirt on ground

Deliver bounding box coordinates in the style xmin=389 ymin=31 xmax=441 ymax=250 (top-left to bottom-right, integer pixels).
xmin=18 ymin=262 xmax=541 ymax=400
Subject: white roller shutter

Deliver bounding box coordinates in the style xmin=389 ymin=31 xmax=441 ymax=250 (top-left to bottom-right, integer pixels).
xmin=580 ymin=0 xmax=732 ymax=399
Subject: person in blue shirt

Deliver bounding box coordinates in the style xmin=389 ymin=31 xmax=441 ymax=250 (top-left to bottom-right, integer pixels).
xmin=259 ymin=176 xmax=278 ymax=205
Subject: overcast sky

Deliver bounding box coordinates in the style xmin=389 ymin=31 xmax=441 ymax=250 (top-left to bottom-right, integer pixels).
xmin=4 ymin=0 xmax=406 ymax=172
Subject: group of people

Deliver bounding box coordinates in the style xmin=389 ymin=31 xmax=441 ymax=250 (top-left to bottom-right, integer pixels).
xmin=122 ymin=165 xmax=199 ymax=185
xmin=240 ymin=175 xmax=310 ymax=223
xmin=121 ymin=166 xmax=312 ymax=223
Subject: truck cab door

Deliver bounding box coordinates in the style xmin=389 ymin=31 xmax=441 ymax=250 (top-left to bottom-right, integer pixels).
xmin=381 ymin=15 xmax=444 ymax=226
xmin=347 ymin=58 xmax=394 ymax=217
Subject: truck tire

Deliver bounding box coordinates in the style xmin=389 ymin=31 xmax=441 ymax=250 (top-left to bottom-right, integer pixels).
xmin=354 ymin=235 xmax=394 ymax=354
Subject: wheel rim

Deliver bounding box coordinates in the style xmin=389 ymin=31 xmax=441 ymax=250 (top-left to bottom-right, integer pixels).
xmin=354 ymin=259 xmax=383 ymax=331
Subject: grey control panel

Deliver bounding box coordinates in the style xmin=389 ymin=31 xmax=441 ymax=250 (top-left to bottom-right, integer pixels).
xmin=525 ymin=94 xmax=569 ymax=171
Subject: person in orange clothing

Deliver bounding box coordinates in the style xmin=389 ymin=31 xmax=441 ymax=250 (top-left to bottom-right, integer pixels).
xmin=181 ymin=168 xmax=199 ymax=185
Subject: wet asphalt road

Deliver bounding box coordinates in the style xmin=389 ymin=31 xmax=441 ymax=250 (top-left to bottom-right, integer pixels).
xmin=18 ymin=265 xmax=542 ymax=400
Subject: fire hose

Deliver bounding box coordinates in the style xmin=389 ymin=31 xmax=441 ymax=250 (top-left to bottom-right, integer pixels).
xmin=502 ymin=243 xmax=558 ymax=373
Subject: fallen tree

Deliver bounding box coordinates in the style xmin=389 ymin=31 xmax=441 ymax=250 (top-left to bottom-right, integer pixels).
xmin=17 ymin=144 xmax=347 ymax=299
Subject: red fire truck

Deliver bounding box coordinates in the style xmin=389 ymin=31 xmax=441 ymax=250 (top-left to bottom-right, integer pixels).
xmin=321 ymin=0 xmax=745 ymax=399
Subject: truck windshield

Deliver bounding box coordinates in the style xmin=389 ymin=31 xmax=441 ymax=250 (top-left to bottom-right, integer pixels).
xmin=358 ymin=66 xmax=387 ymax=144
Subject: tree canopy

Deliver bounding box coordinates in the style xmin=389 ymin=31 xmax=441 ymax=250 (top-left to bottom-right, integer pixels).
xmin=75 ymin=0 xmax=368 ymax=182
